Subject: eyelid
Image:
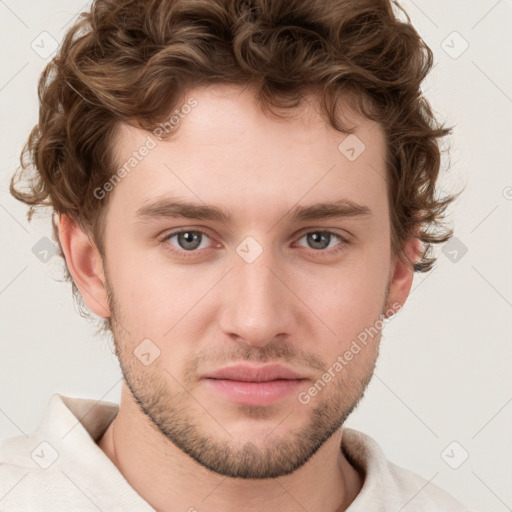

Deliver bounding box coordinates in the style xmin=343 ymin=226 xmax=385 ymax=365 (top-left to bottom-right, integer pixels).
xmin=160 ymin=227 xmax=219 ymax=249
xmin=293 ymin=226 xmax=352 ymax=241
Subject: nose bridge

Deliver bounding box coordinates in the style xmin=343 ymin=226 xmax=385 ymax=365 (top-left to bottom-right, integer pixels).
xmin=218 ymin=239 xmax=295 ymax=345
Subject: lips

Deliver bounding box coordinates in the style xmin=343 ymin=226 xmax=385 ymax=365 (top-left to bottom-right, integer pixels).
xmin=202 ymin=364 xmax=308 ymax=406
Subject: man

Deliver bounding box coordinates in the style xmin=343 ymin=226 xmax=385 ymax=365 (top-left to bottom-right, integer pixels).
xmin=2 ymin=0 xmax=468 ymax=510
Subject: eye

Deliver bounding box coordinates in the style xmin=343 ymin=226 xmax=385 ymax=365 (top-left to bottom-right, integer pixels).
xmin=160 ymin=228 xmax=349 ymax=258
xmin=295 ymin=231 xmax=347 ymax=254
xmin=162 ymin=229 xmax=216 ymax=253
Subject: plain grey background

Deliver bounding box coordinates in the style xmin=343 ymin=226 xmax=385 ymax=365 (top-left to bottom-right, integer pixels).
xmin=1 ymin=1 xmax=511 ymax=511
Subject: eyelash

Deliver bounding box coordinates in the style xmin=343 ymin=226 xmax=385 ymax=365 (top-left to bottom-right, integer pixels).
xmin=159 ymin=228 xmax=350 ymax=259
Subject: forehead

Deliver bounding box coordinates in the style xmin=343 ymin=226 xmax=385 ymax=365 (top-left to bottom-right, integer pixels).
xmin=107 ymin=84 xmax=388 ymax=226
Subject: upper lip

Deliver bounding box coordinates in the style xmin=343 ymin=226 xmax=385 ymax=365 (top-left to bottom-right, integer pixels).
xmin=203 ymin=364 xmax=307 ymax=382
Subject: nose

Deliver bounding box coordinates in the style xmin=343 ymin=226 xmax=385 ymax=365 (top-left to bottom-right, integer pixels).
xmin=217 ymin=242 xmax=297 ymax=348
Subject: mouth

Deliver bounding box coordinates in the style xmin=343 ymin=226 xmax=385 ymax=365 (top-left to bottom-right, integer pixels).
xmin=201 ymin=363 xmax=308 ymax=406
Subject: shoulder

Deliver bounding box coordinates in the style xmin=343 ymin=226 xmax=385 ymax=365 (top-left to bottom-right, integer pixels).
xmin=386 ymin=460 xmax=470 ymax=511
xmin=0 ymin=435 xmax=87 ymax=511
xmin=342 ymin=428 xmax=472 ymax=511
xmin=0 ymin=393 xmax=119 ymax=511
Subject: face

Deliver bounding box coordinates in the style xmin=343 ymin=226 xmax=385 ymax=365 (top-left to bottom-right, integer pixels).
xmin=83 ymin=84 xmax=409 ymax=479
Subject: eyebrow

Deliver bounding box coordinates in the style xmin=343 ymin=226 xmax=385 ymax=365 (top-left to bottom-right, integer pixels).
xmin=134 ymin=196 xmax=372 ymax=224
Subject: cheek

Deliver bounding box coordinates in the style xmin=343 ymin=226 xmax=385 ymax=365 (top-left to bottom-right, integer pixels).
xmin=104 ymin=241 xmax=183 ymax=329
xmin=292 ymin=247 xmax=390 ymax=353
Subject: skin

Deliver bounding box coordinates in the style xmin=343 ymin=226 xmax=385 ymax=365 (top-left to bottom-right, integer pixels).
xmin=58 ymin=83 xmax=420 ymax=512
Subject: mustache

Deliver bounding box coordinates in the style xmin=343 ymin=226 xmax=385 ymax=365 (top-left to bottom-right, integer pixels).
xmin=184 ymin=341 xmax=326 ymax=376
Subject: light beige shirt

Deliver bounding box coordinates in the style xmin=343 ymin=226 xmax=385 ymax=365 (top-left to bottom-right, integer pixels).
xmin=0 ymin=394 xmax=470 ymax=511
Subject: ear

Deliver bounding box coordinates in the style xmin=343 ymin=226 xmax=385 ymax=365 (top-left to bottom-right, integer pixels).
xmin=58 ymin=214 xmax=111 ymax=318
xmin=385 ymin=237 xmax=422 ymax=315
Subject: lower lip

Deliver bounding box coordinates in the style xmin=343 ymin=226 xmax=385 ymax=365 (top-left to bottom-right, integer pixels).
xmin=204 ymin=378 xmax=305 ymax=406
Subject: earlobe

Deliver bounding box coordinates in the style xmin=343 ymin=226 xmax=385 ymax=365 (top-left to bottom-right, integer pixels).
xmin=386 ymin=237 xmax=422 ymax=314
xmin=58 ymin=214 xmax=111 ymax=318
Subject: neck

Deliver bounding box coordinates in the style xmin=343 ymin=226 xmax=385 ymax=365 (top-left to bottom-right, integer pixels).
xmin=98 ymin=385 xmax=363 ymax=512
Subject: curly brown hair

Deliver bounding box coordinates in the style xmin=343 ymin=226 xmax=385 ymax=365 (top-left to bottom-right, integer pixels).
xmin=10 ymin=0 xmax=461 ymax=335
